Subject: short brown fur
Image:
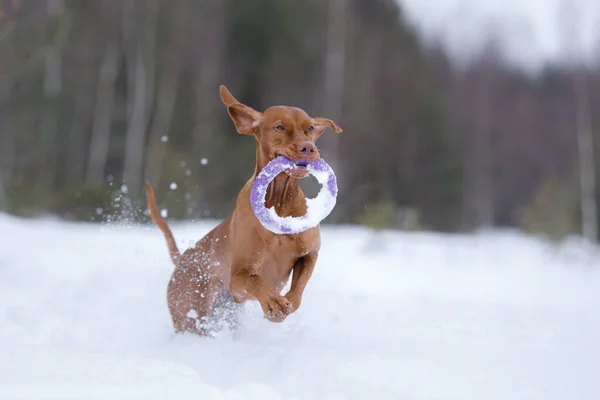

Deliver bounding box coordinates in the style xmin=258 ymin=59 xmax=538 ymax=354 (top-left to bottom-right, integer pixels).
xmin=146 ymin=85 xmax=341 ymax=335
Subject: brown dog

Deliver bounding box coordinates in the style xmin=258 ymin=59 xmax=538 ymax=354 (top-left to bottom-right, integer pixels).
xmin=146 ymin=85 xmax=342 ymax=335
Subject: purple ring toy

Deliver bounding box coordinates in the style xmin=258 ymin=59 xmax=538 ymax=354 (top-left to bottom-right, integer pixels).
xmin=250 ymin=156 xmax=338 ymax=234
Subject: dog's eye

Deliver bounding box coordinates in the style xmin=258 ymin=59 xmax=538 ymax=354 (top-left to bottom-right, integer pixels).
xmin=307 ymin=126 xmax=314 ymax=132
xmin=275 ymin=124 xmax=285 ymax=131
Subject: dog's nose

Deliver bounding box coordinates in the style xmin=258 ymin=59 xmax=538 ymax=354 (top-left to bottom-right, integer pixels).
xmin=297 ymin=141 xmax=317 ymax=158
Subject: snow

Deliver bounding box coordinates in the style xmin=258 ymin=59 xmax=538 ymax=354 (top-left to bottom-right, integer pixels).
xmin=200 ymin=158 xmax=208 ymax=165
xmin=1 ymin=212 xmax=600 ymax=399
xmin=169 ymin=182 xmax=178 ymax=191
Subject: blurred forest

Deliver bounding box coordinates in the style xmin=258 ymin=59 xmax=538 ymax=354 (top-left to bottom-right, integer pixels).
xmin=0 ymin=0 xmax=599 ymax=241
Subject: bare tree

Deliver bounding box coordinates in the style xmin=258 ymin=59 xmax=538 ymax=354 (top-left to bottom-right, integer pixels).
xmin=145 ymin=1 xmax=188 ymax=187
xmin=0 ymin=0 xmax=21 ymax=209
xmin=65 ymin=31 xmax=95 ymax=187
xmin=189 ymin=0 xmax=226 ymax=209
xmin=317 ymin=0 xmax=347 ymax=169
xmin=192 ymin=0 xmax=225 ymax=156
xmin=43 ymin=0 xmax=64 ymax=96
xmin=86 ymin=0 xmax=122 ymax=188
xmin=38 ymin=0 xmax=68 ymax=191
xmin=462 ymin=41 xmax=499 ymax=229
xmin=122 ymin=0 xmax=158 ymax=197
xmin=0 ymin=58 xmax=13 ymax=209
xmin=86 ymin=42 xmax=120 ymax=188
xmin=561 ymin=0 xmax=597 ymax=242
xmin=573 ymin=71 xmax=597 ymax=241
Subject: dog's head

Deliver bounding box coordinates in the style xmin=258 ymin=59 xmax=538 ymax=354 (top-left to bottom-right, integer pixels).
xmin=219 ymin=85 xmax=342 ymax=179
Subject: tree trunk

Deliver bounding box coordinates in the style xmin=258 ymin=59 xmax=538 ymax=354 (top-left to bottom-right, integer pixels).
xmin=86 ymin=41 xmax=119 ymax=188
xmin=0 ymin=60 xmax=13 ymax=210
xmin=472 ymin=98 xmax=494 ymax=228
xmin=143 ymin=0 xmax=158 ymax=125
xmin=43 ymin=0 xmax=64 ymax=97
xmin=192 ymin=0 xmax=224 ymax=155
xmin=559 ymin=0 xmax=598 ymax=241
xmin=123 ymin=40 xmax=148 ymax=195
xmin=65 ymin=36 xmax=95 ymax=187
xmin=123 ymin=0 xmax=157 ymax=198
xmin=145 ymin=1 xmax=187 ymax=188
xmin=318 ymin=0 xmax=347 ymax=168
xmin=0 ymin=127 xmax=15 ymax=210
xmin=38 ymin=0 xmax=66 ymax=191
xmin=190 ymin=1 xmax=225 ymax=211
xmin=467 ymin=49 xmax=497 ymax=229
xmin=573 ymin=72 xmax=597 ymax=242
xmin=192 ymin=46 xmax=222 ymax=155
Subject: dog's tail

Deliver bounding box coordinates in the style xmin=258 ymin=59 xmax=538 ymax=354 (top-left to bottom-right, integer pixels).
xmin=145 ymin=180 xmax=181 ymax=265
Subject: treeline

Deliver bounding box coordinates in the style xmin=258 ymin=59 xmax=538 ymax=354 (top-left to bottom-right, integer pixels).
xmin=0 ymin=0 xmax=598 ymax=240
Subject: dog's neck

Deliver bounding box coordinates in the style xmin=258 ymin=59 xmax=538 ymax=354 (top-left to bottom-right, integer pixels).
xmin=254 ymin=149 xmax=304 ymax=218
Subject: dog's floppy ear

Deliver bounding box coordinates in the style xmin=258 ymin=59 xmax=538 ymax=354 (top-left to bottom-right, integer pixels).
xmin=313 ymin=117 xmax=343 ymax=134
xmin=219 ymin=85 xmax=239 ymax=107
xmin=219 ymin=85 xmax=262 ymax=135
xmin=227 ymin=103 xmax=261 ymax=135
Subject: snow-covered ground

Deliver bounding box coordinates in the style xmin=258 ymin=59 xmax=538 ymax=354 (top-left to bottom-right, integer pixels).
xmin=1 ymin=212 xmax=599 ymax=399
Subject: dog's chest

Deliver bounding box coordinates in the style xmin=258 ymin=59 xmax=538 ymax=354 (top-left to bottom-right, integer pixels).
xmin=261 ymin=232 xmax=317 ymax=290
xmin=264 ymin=231 xmax=317 ymax=264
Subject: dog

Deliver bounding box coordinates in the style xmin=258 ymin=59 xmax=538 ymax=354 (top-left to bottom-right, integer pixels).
xmin=146 ymin=85 xmax=342 ymax=335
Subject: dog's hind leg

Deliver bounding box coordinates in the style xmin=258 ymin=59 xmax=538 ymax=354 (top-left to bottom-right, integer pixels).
xmin=167 ymin=266 xmax=219 ymax=336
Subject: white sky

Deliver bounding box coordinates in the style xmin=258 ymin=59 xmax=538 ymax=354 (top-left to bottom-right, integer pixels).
xmin=397 ymin=0 xmax=600 ymax=71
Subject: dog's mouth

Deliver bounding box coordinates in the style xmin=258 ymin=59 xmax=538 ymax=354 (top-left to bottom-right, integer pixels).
xmin=288 ymin=167 xmax=309 ymax=179
xmin=275 ymin=154 xmax=310 ymax=179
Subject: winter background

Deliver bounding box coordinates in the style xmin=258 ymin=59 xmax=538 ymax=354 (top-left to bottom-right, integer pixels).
xmin=2 ymin=0 xmax=600 ymax=399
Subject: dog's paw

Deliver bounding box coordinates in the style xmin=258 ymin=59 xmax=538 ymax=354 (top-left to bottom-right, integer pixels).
xmin=284 ymin=292 xmax=301 ymax=312
xmin=262 ymin=294 xmax=293 ymax=323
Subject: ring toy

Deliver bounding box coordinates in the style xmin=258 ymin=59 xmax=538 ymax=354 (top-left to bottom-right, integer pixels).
xmin=250 ymin=156 xmax=338 ymax=234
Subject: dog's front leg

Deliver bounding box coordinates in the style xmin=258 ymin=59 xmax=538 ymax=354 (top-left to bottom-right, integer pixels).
xmin=284 ymin=252 xmax=318 ymax=313
xmin=230 ymin=268 xmax=293 ymax=322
